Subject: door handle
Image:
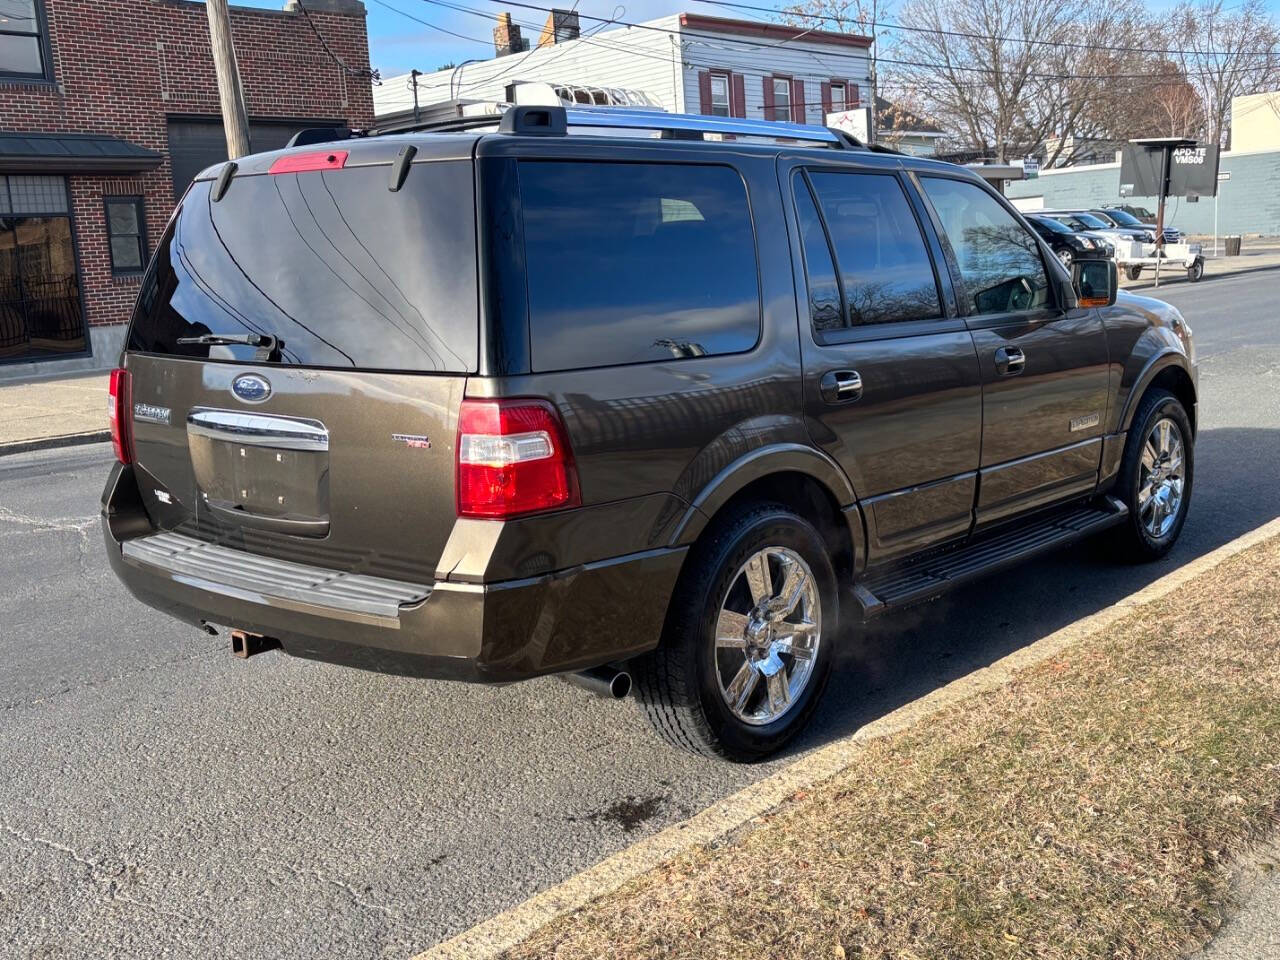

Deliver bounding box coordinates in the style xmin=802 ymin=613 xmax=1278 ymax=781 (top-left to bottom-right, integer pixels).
xmin=994 ymin=346 xmax=1026 ymax=376
xmin=819 ymin=370 xmax=863 ymax=403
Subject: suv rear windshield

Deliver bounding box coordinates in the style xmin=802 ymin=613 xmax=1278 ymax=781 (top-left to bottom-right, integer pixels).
xmin=127 ymin=161 xmax=477 ymax=373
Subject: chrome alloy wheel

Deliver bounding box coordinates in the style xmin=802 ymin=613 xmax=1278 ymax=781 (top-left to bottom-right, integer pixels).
xmin=714 ymin=546 xmax=821 ymax=726
xmin=1139 ymin=417 xmax=1187 ymax=539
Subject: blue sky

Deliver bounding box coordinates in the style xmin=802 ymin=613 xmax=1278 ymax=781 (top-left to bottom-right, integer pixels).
xmin=241 ymin=0 xmax=1280 ymax=80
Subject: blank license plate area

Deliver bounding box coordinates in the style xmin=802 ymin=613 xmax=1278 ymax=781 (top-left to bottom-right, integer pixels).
xmin=187 ymin=409 xmax=331 ymax=530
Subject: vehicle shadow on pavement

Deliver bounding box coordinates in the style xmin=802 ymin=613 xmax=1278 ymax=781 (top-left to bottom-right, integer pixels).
xmin=792 ymin=426 xmax=1280 ymax=754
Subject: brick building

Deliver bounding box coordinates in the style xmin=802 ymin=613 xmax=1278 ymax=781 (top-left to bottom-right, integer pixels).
xmin=0 ymin=0 xmax=373 ymax=378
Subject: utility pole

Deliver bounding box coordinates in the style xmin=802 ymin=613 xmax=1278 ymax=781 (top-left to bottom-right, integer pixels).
xmin=206 ymin=0 xmax=251 ymax=159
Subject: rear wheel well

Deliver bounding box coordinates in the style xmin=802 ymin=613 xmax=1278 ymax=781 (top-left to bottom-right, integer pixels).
xmin=1143 ymin=365 xmax=1197 ymax=435
xmin=708 ymin=472 xmax=854 ymax=585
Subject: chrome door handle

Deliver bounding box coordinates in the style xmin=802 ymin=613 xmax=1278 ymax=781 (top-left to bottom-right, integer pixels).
xmin=819 ymin=370 xmax=863 ymax=403
xmin=994 ymin=346 xmax=1026 ymax=376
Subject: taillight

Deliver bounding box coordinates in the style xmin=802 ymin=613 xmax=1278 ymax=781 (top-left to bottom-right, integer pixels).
xmin=108 ymin=368 xmax=132 ymax=465
xmin=456 ymin=398 xmax=580 ymax=519
xmin=268 ymin=150 xmax=348 ymax=175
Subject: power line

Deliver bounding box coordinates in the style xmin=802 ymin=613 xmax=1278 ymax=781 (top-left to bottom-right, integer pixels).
xmin=366 ymin=0 xmax=493 ymax=46
xmin=421 ymin=0 xmax=1265 ymax=82
xmin=294 ymin=0 xmax=382 ymax=82
xmin=691 ymin=0 xmax=1280 ymax=60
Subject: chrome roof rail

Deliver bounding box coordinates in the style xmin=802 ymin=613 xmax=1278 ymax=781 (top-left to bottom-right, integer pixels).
xmin=559 ymin=106 xmax=847 ymax=145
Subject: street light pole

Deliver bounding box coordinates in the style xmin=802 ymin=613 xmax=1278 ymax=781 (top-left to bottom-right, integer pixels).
xmin=206 ymin=0 xmax=251 ymax=160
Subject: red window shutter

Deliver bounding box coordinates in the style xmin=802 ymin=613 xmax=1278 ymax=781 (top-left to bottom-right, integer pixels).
xmin=730 ymin=72 xmax=746 ymax=118
xmin=698 ymin=70 xmax=713 ymax=115
xmin=848 ymin=81 xmax=860 ymax=107
xmin=821 ymin=81 xmax=833 ymax=117
xmin=762 ymin=76 xmax=776 ymax=120
xmin=791 ymin=78 xmax=806 ymax=123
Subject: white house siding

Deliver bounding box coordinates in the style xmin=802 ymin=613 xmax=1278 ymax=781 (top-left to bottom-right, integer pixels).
xmin=678 ymin=27 xmax=870 ymax=126
xmin=375 ymin=16 xmax=686 ymax=117
xmin=374 ymin=14 xmax=872 ymax=126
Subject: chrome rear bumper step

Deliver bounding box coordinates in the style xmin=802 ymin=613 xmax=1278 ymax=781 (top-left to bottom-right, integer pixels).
xmin=856 ymin=498 xmax=1129 ymax=618
xmin=121 ymin=531 xmax=431 ymax=625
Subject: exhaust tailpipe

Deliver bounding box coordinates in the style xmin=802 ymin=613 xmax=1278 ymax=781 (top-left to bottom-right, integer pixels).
xmin=230 ymin=630 xmax=281 ymax=659
xmin=566 ymin=665 xmax=632 ymax=700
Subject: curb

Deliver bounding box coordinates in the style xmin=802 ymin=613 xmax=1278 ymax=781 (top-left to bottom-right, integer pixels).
xmin=0 ymin=431 xmax=111 ymax=458
xmin=415 ymin=515 xmax=1280 ymax=960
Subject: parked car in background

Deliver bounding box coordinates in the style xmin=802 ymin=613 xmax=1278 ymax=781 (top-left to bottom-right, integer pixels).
xmin=1044 ymin=210 xmax=1149 ymax=247
xmin=101 ymin=107 xmax=1199 ymax=762
xmin=1108 ymin=205 xmax=1180 ymax=243
xmin=1026 ymin=214 xmax=1112 ymax=268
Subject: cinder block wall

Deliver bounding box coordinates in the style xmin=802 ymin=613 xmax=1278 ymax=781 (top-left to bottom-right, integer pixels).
xmin=1006 ymin=149 xmax=1280 ymax=237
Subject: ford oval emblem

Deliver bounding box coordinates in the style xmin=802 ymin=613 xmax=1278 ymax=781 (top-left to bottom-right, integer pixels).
xmin=232 ymin=374 xmax=271 ymax=404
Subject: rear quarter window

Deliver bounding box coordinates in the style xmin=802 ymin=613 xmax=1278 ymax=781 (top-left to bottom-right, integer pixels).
xmin=518 ymin=161 xmax=761 ymax=371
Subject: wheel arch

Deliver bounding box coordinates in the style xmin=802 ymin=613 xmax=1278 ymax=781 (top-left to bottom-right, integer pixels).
xmin=1121 ymin=354 xmax=1198 ymax=437
xmin=669 ymin=443 xmax=863 ymax=586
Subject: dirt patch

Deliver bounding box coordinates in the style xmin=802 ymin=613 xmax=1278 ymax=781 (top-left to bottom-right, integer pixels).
xmin=505 ymin=535 xmax=1280 ymax=960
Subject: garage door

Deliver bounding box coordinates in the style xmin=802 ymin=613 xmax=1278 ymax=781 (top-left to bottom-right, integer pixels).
xmin=166 ymin=118 xmax=342 ymax=200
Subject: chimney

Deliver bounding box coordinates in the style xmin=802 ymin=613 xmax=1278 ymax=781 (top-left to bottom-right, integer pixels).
xmin=493 ymin=12 xmax=526 ymax=56
xmin=537 ymin=8 xmax=580 ymax=47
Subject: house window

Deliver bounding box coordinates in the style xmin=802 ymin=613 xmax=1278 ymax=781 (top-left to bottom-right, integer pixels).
xmin=830 ymin=82 xmax=847 ymax=112
xmin=771 ymin=77 xmax=791 ymax=122
xmin=709 ymin=74 xmax=730 ymax=117
xmin=0 ymin=174 xmax=87 ymax=363
xmin=0 ymin=0 xmax=51 ymax=80
xmin=105 ymin=197 xmax=147 ymax=275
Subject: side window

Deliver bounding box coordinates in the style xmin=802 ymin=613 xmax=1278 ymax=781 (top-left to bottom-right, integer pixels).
xmin=802 ymin=171 xmax=942 ymax=330
xmin=519 ymin=161 xmax=760 ymax=371
xmin=920 ymin=177 xmax=1050 ymax=316
xmin=793 ymin=179 xmax=842 ymax=333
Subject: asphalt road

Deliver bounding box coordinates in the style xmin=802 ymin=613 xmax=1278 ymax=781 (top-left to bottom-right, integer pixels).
xmin=3 ymin=266 xmax=1280 ymax=959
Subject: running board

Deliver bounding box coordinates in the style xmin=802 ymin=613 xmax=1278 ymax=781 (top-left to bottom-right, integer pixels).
xmin=855 ymin=498 xmax=1128 ymax=619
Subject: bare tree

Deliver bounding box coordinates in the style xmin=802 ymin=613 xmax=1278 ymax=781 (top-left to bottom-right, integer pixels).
xmin=1169 ymin=0 xmax=1280 ymax=147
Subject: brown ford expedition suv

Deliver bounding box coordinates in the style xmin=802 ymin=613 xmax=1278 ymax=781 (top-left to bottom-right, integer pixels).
xmin=102 ymin=107 xmax=1197 ymax=761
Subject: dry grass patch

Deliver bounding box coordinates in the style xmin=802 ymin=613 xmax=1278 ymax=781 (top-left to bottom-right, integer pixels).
xmin=506 ymin=536 xmax=1280 ymax=960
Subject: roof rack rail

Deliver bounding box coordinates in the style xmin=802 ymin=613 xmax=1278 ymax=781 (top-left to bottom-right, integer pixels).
xmin=374 ymin=104 xmax=864 ymax=148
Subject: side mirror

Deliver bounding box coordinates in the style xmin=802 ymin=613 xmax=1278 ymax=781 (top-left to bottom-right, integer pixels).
xmin=1072 ymin=258 xmax=1118 ymax=308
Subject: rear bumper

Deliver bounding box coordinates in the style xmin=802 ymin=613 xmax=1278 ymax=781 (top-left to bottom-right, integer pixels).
xmin=101 ymin=464 xmax=685 ymax=683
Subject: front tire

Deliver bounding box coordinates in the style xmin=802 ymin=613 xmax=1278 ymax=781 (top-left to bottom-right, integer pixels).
xmin=634 ymin=503 xmax=838 ymax=762
xmin=1111 ymin=389 xmax=1194 ymax=561
xmin=1187 ymin=257 xmax=1204 ymax=282
xmin=1057 ymin=248 xmax=1075 ymax=269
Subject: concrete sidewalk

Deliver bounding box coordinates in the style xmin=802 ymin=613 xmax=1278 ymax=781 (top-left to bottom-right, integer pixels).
xmin=0 ymin=372 xmax=109 ymax=456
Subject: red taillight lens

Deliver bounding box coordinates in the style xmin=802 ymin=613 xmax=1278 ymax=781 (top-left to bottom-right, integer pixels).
xmin=456 ymin=398 xmax=580 ymax=519
xmin=268 ymin=150 xmax=348 ymax=174
xmin=108 ymin=368 xmax=132 ymax=464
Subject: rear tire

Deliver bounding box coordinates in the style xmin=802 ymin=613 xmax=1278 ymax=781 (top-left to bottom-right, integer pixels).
xmin=634 ymin=502 xmax=838 ymax=762
xmin=1057 ymin=248 xmax=1074 ymax=269
xmin=1110 ymin=389 xmax=1194 ymax=561
xmin=1126 ymin=265 xmax=1143 ymax=281
xmin=1187 ymin=257 xmax=1204 ymax=282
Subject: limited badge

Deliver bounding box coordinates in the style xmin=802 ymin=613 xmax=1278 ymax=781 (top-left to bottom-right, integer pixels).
xmin=392 ymin=433 xmax=432 ymax=450
xmin=1070 ymin=412 xmax=1101 ymax=432
xmin=133 ymin=402 xmax=170 ymax=425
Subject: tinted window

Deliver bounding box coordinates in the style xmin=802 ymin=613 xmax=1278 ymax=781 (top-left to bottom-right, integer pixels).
xmin=1072 ymin=212 xmax=1110 ymax=229
xmin=127 ymin=162 xmax=477 ymax=372
xmin=520 ymin=161 xmax=759 ymax=371
xmin=1031 ymin=215 xmax=1073 ymax=235
xmin=921 ymin=177 xmax=1049 ymax=316
xmin=805 ymin=171 xmax=941 ymax=329
xmin=1103 ymin=208 xmax=1144 ymax=227
xmin=793 ymin=177 xmax=842 ymax=333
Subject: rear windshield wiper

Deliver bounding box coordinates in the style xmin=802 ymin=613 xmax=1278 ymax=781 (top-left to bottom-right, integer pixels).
xmin=176 ymin=332 xmax=283 ymax=362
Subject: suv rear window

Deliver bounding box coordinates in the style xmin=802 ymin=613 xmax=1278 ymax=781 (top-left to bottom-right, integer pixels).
xmin=518 ymin=161 xmax=760 ymax=371
xmin=127 ymin=161 xmax=477 ymax=373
